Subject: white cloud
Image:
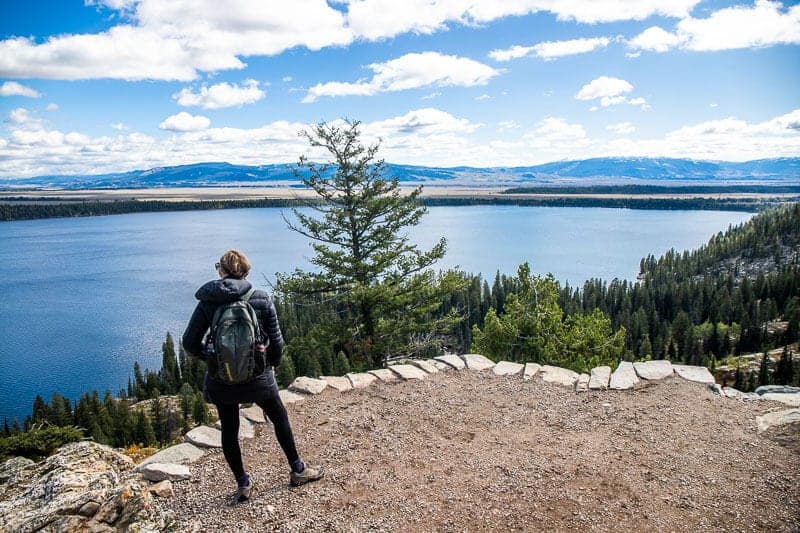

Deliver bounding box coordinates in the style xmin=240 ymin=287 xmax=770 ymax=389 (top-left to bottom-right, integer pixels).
xmin=0 ymin=0 xmax=703 ymax=81
xmin=45 ymin=103 xmax=59 ymax=111
xmin=710 ymin=103 xmax=718 ymax=108
xmin=173 ymin=79 xmax=266 ymax=109
xmin=110 ymin=122 xmax=129 ymax=131
xmin=576 ymin=76 xmax=633 ymax=101
xmin=303 ymin=52 xmax=499 ymax=102
xmin=421 ymin=91 xmax=441 ymax=100
xmin=628 ymin=0 xmax=800 ymax=53
xmin=282 ymin=76 xmax=293 ymax=82
xmin=158 ymin=112 xmax=210 ymax=132
xmin=606 ymin=122 xmax=636 ymax=134
xmin=497 ymin=120 xmax=520 ymax=131
xmin=2 ymin=107 xmax=798 ymax=178
xmin=489 ymin=37 xmax=610 ymax=62
xmin=475 ymin=94 xmax=491 ymax=101
xmin=628 ymin=97 xmax=650 ymax=110
xmin=0 ymin=81 xmax=41 ymax=98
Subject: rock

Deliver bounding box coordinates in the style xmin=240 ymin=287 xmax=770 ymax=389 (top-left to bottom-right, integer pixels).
xmin=148 ymin=480 xmax=174 ymax=498
xmin=708 ymin=383 xmax=723 ymax=395
xmin=321 ymin=375 xmax=353 ymax=392
xmin=185 ymin=425 xmax=222 ymax=448
xmin=756 ymin=408 xmax=800 ymax=433
xmin=722 ymin=387 xmax=751 ymax=399
xmin=432 ymin=360 xmax=453 ymax=371
xmin=138 ymin=462 xmax=191 ymax=482
xmin=576 ymin=373 xmax=590 ymax=392
xmin=760 ymin=393 xmax=800 ymax=407
xmin=136 ymin=443 xmax=205 ymax=468
xmin=755 ymin=385 xmax=800 ymax=395
xmin=0 ymin=442 xmax=169 ymax=532
xmin=347 ymin=372 xmax=378 ymax=389
xmin=409 ymin=359 xmax=439 ymax=374
xmin=633 ymin=360 xmax=674 ymax=380
xmin=367 ymin=369 xmax=400 ymax=382
xmin=279 ymin=389 xmax=305 ymax=404
xmin=289 ymin=376 xmax=328 ymax=395
xmin=434 ymin=354 xmax=466 ymax=370
xmin=523 ymin=363 xmax=542 ymax=381
xmin=241 ymin=404 xmax=267 ymax=424
xmin=214 ymin=415 xmax=255 ymax=438
xmin=589 ymin=366 xmax=611 ymax=390
xmin=673 ymin=364 xmax=716 ymax=385
xmin=609 ymin=362 xmax=640 ymax=390
xmin=463 ymin=353 xmax=495 ymax=371
xmin=389 ymin=364 xmax=428 ymax=380
xmin=493 ymin=361 xmax=524 ymax=376
xmin=77 ymin=500 xmax=101 ymax=517
xmin=0 ymin=455 xmax=34 ymax=484
xmin=540 ymin=365 xmax=580 ymax=388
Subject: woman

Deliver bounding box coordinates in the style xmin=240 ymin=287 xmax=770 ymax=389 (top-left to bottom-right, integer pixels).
xmin=182 ymin=249 xmax=324 ymax=503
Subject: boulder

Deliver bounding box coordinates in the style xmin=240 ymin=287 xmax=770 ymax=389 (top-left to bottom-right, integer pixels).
xmin=214 ymin=415 xmax=255 ymax=438
xmin=576 ymin=373 xmax=590 ymax=392
xmin=609 ymin=362 xmax=640 ymax=390
xmin=432 ymin=360 xmax=453 ymax=371
xmin=463 ymin=353 xmax=496 ymax=371
xmin=241 ymin=404 xmax=267 ymax=424
xmin=409 ymin=359 xmax=439 ymax=374
xmin=434 ymin=354 xmax=466 ymax=370
xmin=321 ymin=375 xmax=353 ymax=392
xmin=136 ymin=443 xmax=205 ymax=469
xmin=138 ymin=462 xmax=191 ymax=482
xmin=673 ymin=364 xmax=716 ymax=385
xmin=389 ymin=364 xmax=428 ymax=380
xmin=523 ymin=363 xmax=542 ymax=381
xmin=589 ymin=366 xmax=611 ymax=390
xmin=493 ymin=361 xmax=524 ymax=376
xmin=722 ymin=387 xmax=761 ymax=401
xmin=0 ymin=442 xmax=169 ymax=532
xmin=756 ymin=408 xmax=800 ymax=433
xmin=755 ymin=385 xmax=800 ymax=395
xmin=184 ymin=425 xmax=222 ymax=448
xmin=347 ymin=372 xmax=378 ymax=389
xmin=633 ymin=360 xmax=674 ymax=380
xmin=289 ymin=376 xmax=328 ymax=395
xmin=148 ymin=479 xmax=174 ymax=498
xmin=540 ymin=365 xmax=580 ymax=388
xmin=367 ymin=369 xmax=400 ymax=382
xmin=279 ymin=389 xmax=305 ymax=404
xmin=760 ymin=393 xmax=800 ymax=407
xmin=708 ymin=383 xmax=724 ymax=395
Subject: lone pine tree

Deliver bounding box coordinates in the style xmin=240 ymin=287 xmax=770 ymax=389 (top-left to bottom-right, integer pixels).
xmin=278 ymin=120 xmax=463 ymax=367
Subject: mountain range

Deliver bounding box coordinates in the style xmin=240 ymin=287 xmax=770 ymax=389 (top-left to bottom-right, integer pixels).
xmin=4 ymin=157 xmax=799 ymax=189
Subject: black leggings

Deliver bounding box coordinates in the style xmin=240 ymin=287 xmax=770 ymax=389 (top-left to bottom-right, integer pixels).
xmin=216 ymin=397 xmax=300 ymax=480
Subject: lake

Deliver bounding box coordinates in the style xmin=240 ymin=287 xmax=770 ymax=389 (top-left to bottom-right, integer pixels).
xmin=0 ymin=206 xmax=754 ymax=421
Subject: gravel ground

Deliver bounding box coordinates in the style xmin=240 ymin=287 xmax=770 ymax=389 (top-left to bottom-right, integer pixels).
xmin=159 ymin=371 xmax=800 ymax=532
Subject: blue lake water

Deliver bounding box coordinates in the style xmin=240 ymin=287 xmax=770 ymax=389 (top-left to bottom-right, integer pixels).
xmin=0 ymin=206 xmax=753 ymax=420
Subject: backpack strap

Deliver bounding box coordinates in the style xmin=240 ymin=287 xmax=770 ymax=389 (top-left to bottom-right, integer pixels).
xmin=240 ymin=287 xmax=256 ymax=303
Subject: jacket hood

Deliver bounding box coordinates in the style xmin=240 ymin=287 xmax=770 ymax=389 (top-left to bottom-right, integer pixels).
xmin=195 ymin=277 xmax=253 ymax=304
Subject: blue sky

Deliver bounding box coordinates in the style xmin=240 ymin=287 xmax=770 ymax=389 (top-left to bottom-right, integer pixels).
xmin=0 ymin=0 xmax=798 ymax=178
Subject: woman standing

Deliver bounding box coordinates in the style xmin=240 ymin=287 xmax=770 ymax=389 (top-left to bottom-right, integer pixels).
xmin=182 ymin=249 xmax=323 ymax=503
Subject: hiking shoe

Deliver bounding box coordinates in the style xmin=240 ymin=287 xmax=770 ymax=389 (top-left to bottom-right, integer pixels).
xmin=290 ymin=464 xmax=325 ymax=487
xmin=233 ymin=476 xmax=255 ymax=504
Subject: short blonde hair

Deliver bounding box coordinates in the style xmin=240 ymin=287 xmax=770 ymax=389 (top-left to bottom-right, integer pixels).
xmin=219 ymin=249 xmax=251 ymax=279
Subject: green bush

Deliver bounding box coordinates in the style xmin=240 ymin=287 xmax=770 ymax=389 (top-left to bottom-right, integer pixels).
xmin=0 ymin=426 xmax=84 ymax=460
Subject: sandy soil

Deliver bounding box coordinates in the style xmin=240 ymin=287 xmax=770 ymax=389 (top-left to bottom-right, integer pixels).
xmin=160 ymin=370 xmax=800 ymax=532
xmin=2 ymin=187 xmax=797 ymax=203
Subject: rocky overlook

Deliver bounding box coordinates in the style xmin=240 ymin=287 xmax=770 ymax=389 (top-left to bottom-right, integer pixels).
xmin=2 ymin=356 xmax=799 ymax=532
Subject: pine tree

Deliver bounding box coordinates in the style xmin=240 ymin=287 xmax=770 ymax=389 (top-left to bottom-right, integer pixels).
xmin=133 ymin=410 xmax=156 ymax=447
xmin=275 ymin=355 xmax=296 ymax=387
xmin=733 ymin=365 xmax=745 ymax=390
xmin=758 ymin=351 xmax=771 ymax=387
xmin=277 ymin=120 xmax=463 ymax=368
xmin=160 ymin=332 xmax=179 ymax=394
xmin=775 ymin=347 xmax=794 ymax=385
xmin=319 ymin=350 xmax=334 ymax=375
xmin=150 ymin=396 xmax=165 ymax=444
xmin=133 ymin=362 xmax=146 ymax=399
xmin=178 ymin=383 xmax=195 ymax=433
xmin=333 ymin=351 xmax=351 ymax=375
xmin=746 ymin=371 xmax=757 ymax=392
xmin=192 ymin=392 xmax=209 ymax=426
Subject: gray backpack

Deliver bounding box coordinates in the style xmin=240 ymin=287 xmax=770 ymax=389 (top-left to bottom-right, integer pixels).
xmin=208 ymin=288 xmax=265 ymax=384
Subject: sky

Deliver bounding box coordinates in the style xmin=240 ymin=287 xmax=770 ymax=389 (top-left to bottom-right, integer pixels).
xmin=0 ymin=0 xmax=799 ymax=179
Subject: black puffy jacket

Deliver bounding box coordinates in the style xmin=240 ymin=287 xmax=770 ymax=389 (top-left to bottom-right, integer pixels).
xmin=182 ymin=277 xmax=284 ymax=378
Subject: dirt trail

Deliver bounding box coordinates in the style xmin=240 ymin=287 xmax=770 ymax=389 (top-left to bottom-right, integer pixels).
xmin=161 ymin=371 xmax=800 ymax=532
